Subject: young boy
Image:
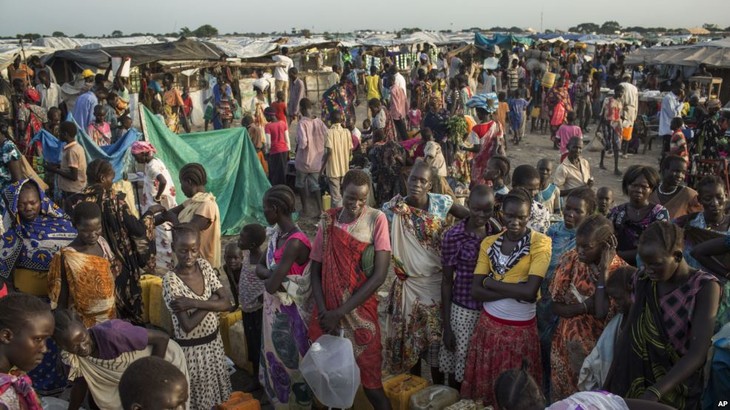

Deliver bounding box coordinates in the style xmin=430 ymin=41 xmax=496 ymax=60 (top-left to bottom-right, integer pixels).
xmin=320 ymin=111 xmax=352 ymax=208
xmin=556 ymin=111 xmax=583 ymax=162
xmin=87 ymin=104 xmax=112 ymax=146
xmin=271 ymin=90 xmax=288 ymax=126
xmin=495 ymin=91 xmax=509 ymax=132
xmin=537 ymin=158 xmax=561 ymax=215
xmin=222 ymin=242 xmax=243 ymax=309
xmin=508 ymin=90 xmax=530 ymax=145
xmin=116 ymin=114 xmax=134 ymax=141
xmin=264 ymin=106 xmax=290 ymax=186
xmin=596 ymin=187 xmax=615 ymax=216
xmin=669 ymin=116 xmax=688 ymax=163
xmin=600 ymin=86 xmax=624 ymax=175
xmin=45 ymin=121 xmax=86 ymax=211
xmin=237 ymin=223 xmax=267 ymax=389
xmin=119 ymin=356 xmax=189 ymax=410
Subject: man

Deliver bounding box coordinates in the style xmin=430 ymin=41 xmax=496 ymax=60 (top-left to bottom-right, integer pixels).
xmin=7 ymin=55 xmax=33 ymax=87
xmin=328 ymin=64 xmax=342 ymax=86
xmin=72 ymin=87 xmax=107 ymax=132
xmin=392 ymin=65 xmax=407 ymax=94
xmin=573 ymin=72 xmax=592 ymax=132
xmin=658 ymin=82 xmax=685 ymax=157
xmin=36 ymin=70 xmax=62 ymax=111
xmin=382 ymin=162 xmax=468 ymax=384
xmin=320 ymin=111 xmax=352 ymax=208
xmin=389 ymin=66 xmax=409 ymax=141
xmin=45 ymin=121 xmax=87 ymax=211
xmin=553 ymin=137 xmax=593 ymax=196
xmin=295 ymin=98 xmax=328 ymax=218
xmin=619 ymin=73 xmax=639 ymax=154
xmin=287 ymin=67 xmax=305 ymax=123
xmin=272 ymin=47 xmax=293 ymax=104
xmin=506 ymin=59 xmax=520 ymax=92
xmin=252 ymin=68 xmax=271 ymax=103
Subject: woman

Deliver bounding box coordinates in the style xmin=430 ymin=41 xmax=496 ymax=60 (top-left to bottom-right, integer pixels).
xmin=164 ymin=163 xmax=221 ymax=269
xmin=256 ymin=185 xmax=314 ymax=408
xmin=606 ymin=222 xmax=720 ymax=409
xmin=550 ymin=215 xmax=628 ymax=401
xmin=212 ymin=77 xmax=234 ymax=130
xmin=648 ymin=155 xmax=702 ymax=220
xmin=162 ymin=73 xmax=186 ymax=133
xmin=82 ymin=159 xmax=154 ymax=324
xmin=678 ymin=175 xmax=730 ymax=329
xmin=12 ymin=79 xmax=47 ymax=159
xmin=48 ymin=202 xmax=116 ymax=327
xmin=368 ymin=98 xmax=396 ymax=143
xmin=544 ymin=77 xmax=572 ymax=143
xmin=131 ymin=141 xmax=177 ymax=272
xmin=0 ymin=293 xmax=54 ymax=409
xmin=52 ymin=309 xmax=188 ymax=410
xmin=309 ymin=170 xmax=392 ymax=409
xmin=608 ymin=165 xmax=669 ymax=266
xmin=511 ymin=165 xmax=551 ymax=234
xmin=537 ymin=187 xmax=596 ymax=398
xmin=462 ymin=188 xmax=551 ymax=406
xmin=440 ymin=185 xmax=500 ymax=390
xmin=0 ymin=117 xmax=22 ymax=212
xmin=321 ymin=75 xmax=356 ymax=126
xmin=164 ymin=224 xmax=233 ymax=410
xmin=368 ymin=129 xmax=406 ymax=206
xmin=462 ymin=93 xmax=506 ymax=187
xmin=0 ymin=179 xmax=76 ymax=394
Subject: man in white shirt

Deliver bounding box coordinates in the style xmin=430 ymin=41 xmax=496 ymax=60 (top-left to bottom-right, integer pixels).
xmin=658 ymin=82 xmax=685 ymax=156
xmin=272 ymin=47 xmax=294 ymax=104
xmin=36 ymin=70 xmax=61 ymax=110
xmin=392 ymin=68 xmax=407 ymax=94
xmin=619 ymin=73 xmax=639 ymax=155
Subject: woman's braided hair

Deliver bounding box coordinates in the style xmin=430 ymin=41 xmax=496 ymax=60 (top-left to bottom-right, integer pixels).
xmin=264 ymin=185 xmax=296 ymax=215
xmin=180 ymin=163 xmax=207 ymax=187
xmin=639 ymin=220 xmax=683 ymax=253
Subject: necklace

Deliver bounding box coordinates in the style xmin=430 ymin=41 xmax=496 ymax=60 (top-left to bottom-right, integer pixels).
xmin=657 ymin=183 xmax=679 ymax=196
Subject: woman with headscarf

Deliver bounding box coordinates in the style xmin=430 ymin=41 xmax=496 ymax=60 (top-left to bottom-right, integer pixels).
xmin=461 ymin=93 xmax=506 ymax=186
xmin=11 ymin=78 xmax=47 ymax=160
xmin=162 ymin=163 xmax=221 ymax=268
xmin=0 ymin=116 xmax=22 ymax=235
xmin=544 ymin=77 xmax=572 ymax=145
xmin=321 ymin=75 xmax=357 ymax=126
xmin=81 ymin=159 xmax=156 ymax=325
xmin=0 ymin=178 xmax=76 ymax=394
xmin=131 ymin=141 xmax=177 ymax=272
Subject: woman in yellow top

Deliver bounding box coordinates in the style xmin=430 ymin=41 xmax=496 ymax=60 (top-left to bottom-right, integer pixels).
xmin=461 ymin=188 xmax=551 ymax=407
xmin=364 ymin=66 xmax=381 ymax=102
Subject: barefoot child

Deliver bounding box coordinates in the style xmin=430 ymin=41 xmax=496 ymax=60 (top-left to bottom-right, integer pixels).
xmin=537 ymin=158 xmax=561 ymax=216
xmin=237 ymin=223 xmax=267 ymax=386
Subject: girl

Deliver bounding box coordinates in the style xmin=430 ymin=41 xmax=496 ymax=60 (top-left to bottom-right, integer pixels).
xmin=237 ymin=224 xmax=267 ymax=388
xmin=407 ymin=101 xmax=422 ymax=131
xmin=462 ymin=188 xmax=551 ymax=406
xmin=163 ymin=224 xmax=233 ymax=410
xmin=131 ymin=141 xmax=177 ymax=272
xmin=511 ymin=164 xmax=551 ymax=234
xmin=648 ymin=155 xmax=701 ymax=220
xmin=264 ymin=107 xmax=290 ymax=187
xmin=538 ymin=187 xmax=596 ymax=398
xmin=440 ymin=185 xmax=500 ymax=390
xmin=606 ymin=222 xmax=720 ymax=409
xmin=0 ymin=293 xmax=54 ymax=409
xmin=536 ymin=158 xmax=561 ymax=216
xmin=608 ymin=165 xmax=669 ymax=266
xmin=549 ymin=215 xmax=628 ymax=401
xmin=462 ymin=93 xmax=505 ymax=186
xmin=256 ymin=185 xmax=313 ymax=408
xmin=87 ymin=105 xmax=112 ymax=146
xmin=483 ymin=155 xmax=511 ymax=208
xmin=48 ymin=202 xmax=116 ymax=327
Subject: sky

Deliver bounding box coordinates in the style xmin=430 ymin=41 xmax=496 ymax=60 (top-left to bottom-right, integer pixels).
xmin=1 ymin=0 xmax=728 ymax=37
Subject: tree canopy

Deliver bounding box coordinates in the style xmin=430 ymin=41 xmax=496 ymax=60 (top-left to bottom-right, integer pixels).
xmin=111 ymin=30 xmax=123 ymax=38
xmin=192 ymin=24 xmax=218 ymax=38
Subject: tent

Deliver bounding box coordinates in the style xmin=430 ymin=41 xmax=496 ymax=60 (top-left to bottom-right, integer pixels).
xmin=140 ymin=106 xmax=270 ymax=235
xmin=625 ymin=38 xmax=730 ymax=68
xmin=475 ymin=32 xmax=533 ymax=48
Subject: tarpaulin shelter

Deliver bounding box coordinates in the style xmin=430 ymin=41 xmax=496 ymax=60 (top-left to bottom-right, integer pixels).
xmin=140 ymin=106 xmax=270 ymax=234
xmin=475 ymin=32 xmax=534 ymax=48
xmin=625 ymin=38 xmax=730 ymax=68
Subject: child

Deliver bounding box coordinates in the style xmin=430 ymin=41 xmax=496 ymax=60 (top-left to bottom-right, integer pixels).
xmin=182 ymin=86 xmax=193 ymax=133
xmin=116 ymin=114 xmax=134 ymax=141
xmin=537 ymin=158 xmax=561 ymax=215
xmin=45 ymin=121 xmax=87 ymax=210
xmin=483 ymin=155 xmax=511 ymax=208
xmin=163 ymin=224 xmax=233 ymax=410
xmin=87 ymin=104 xmax=112 ymax=146
xmin=508 ymin=90 xmax=530 ymax=145
xmin=264 ymin=106 xmax=290 ymax=186
xmin=243 ymin=115 xmax=268 ymax=175
xmin=119 ymin=357 xmax=189 ymax=410
xmin=237 ymin=224 xmax=267 ymax=389
xmin=347 ymin=119 xmax=362 ymax=151
xmin=599 ymin=86 xmax=624 ymax=175
xmin=222 ymin=242 xmax=243 ymax=308
xmin=494 ymin=361 xmax=547 ymax=410
xmin=360 ymin=118 xmax=373 ymax=146
xmin=596 ymin=187 xmax=615 ymax=216
xmin=203 ymin=100 xmax=214 ymax=131
xmin=52 ymin=309 xmax=189 ymax=410
xmin=270 ymin=90 xmax=288 ymax=126
xmin=556 ymin=111 xmax=583 ymax=162
xmin=44 ymin=106 xmax=62 ymax=136
xmin=669 ymin=116 xmax=688 ymax=163
xmin=512 ymin=164 xmax=551 ymax=233
xmin=495 ymin=91 xmax=510 ymax=133
xmin=408 ymin=101 xmax=422 ymax=131
xmin=440 ymin=185 xmax=499 ymax=390
xmin=0 ymin=293 xmax=54 ymax=409
xmin=48 ymin=202 xmax=116 ymax=327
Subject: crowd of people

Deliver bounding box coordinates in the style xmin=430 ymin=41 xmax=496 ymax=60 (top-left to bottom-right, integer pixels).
xmin=0 ymin=40 xmax=729 ymax=410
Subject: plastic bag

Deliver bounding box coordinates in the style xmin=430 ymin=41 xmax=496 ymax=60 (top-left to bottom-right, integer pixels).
xmin=409 ymin=385 xmax=460 ymax=409
xmin=300 ymin=334 xmax=360 ymax=408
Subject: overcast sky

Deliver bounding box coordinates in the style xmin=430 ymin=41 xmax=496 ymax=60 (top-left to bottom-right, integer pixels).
xmin=1 ymin=0 xmax=728 ymax=36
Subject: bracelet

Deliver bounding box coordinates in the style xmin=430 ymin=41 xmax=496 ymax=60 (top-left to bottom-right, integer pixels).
xmin=646 ymin=386 xmax=662 ymax=400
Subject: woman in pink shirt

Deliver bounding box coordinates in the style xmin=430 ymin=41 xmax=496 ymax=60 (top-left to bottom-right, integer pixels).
xmin=556 ymin=111 xmax=583 ymax=162
xmin=264 ymin=107 xmax=290 ymax=186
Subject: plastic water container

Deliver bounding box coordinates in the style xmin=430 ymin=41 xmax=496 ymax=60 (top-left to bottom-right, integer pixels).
xmin=542 ymin=72 xmax=556 ymax=88
xmin=301 ymin=334 xmax=360 ymax=408
xmin=383 ymin=374 xmax=429 ymax=410
xmin=322 ymin=193 xmax=332 ymax=211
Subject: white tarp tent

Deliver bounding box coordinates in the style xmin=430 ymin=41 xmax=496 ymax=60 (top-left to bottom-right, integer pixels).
xmin=626 ymin=38 xmax=730 ymax=68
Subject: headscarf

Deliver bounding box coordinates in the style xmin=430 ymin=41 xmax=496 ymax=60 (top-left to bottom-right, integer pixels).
xmin=466 ymin=92 xmax=499 ymax=113
xmin=24 ymin=88 xmax=41 ymax=104
xmin=130 ymin=141 xmax=157 ymax=155
xmin=0 ymin=179 xmax=76 ymax=277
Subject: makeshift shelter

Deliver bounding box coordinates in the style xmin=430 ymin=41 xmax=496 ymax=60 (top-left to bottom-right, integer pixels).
xmin=140 ymin=106 xmax=270 ymax=234
xmin=475 ymin=32 xmax=533 ymax=48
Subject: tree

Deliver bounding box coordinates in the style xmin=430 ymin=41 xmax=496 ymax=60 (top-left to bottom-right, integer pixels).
xmin=111 ymin=30 xmax=123 ymax=38
xmin=179 ymin=27 xmax=193 ymax=37
xmin=193 ymin=24 xmax=218 ymax=38
xmin=74 ymin=33 xmax=86 ymax=38
xmin=301 ymin=29 xmax=312 ymax=38
xmin=703 ymin=23 xmax=720 ymax=32
xmin=52 ymin=31 xmax=66 ymax=37
xmin=569 ymin=22 xmax=600 ymax=33
xmin=16 ymin=33 xmax=41 ymax=40
xmin=599 ymin=21 xmax=621 ymax=34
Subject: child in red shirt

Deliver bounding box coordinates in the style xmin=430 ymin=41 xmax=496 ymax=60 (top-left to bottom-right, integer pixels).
xmin=270 ymin=91 xmax=288 ymax=127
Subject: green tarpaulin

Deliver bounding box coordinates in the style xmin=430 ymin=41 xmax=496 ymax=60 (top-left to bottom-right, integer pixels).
xmin=141 ymin=106 xmax=271 ymax=235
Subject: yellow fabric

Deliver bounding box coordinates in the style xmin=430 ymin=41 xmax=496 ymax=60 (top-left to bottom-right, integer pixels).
xmin=365 ymin=75 xmax=381 ymax=101
xmin=324 ymin=124 xmax=352 ymax=178
xmin=474 ymin=231 xmax=551 ymax=282
xmin=111 ymin=180 xmax=139 ymax=218
xmin=146 ymin=275 xmax=173 ymax=335
xmin=13 ymin=268 xmax=48 ymax=297
xmin=179 ymin=192 xmax=221 ymax=268
xmin=139 ymin=274 xmax=158 ymax=323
